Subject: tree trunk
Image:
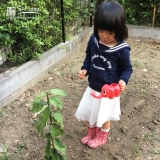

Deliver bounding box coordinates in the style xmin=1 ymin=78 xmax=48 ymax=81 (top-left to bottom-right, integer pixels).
xmin=152 ymin=0 xmax=157 ymax=27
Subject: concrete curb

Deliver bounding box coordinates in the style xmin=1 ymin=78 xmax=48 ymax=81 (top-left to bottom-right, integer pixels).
xmin=0 ymin=25 xmax=160 ymax=108
xmin=0 ymin=27 xmax=93 ymax=108
xmin=128 ymin=25 xmax=160 ymax=42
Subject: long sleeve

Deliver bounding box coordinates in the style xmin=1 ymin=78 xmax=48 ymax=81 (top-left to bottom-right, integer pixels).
xmin=81 ymin=35 xmax=93 ymax=71
xmin=118 ymin=49 xmax=133 ymax=85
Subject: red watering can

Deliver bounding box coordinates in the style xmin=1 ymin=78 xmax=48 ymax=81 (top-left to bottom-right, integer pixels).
xmin=90 ymin=83 xmax=121 ymax=99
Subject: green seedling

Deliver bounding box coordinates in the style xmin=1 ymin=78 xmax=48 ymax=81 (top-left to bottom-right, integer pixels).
xmin=133 ymin=60 xmax=140 ymax=69
xmin=17 ymin=143 xmax=24 ymax=152
xmin=150 ymin=149 xmax=159 ymax=154
xmin=20 ymin=135 xmax=25 ymax=139
xmin=144 ymin=132 xmax=160 ymax=142
xmin=32 ymin=89 xmax=67 ymax=160
xmin=0 ymin=144 xmax=10 ymax=160
xmin=130 ymin=142 xmax=141 ymax=156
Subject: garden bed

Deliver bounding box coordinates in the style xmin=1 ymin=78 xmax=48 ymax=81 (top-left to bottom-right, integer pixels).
xmin=0 ymin=37 xmax=160 ymax=160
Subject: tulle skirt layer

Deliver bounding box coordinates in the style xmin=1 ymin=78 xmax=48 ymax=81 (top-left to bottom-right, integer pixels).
xmin=75 ymin=86 xmax=121 ymax=127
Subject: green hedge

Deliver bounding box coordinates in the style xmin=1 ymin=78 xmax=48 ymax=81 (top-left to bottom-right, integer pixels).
xmin=0 ymin=0 xmax=92 ymax=64
xmin=117 ymin=0 xmax=160 ymax=27
xmin=95 ymin=0 xmax=160 ymax=27
xmin=1 ymin=0 xmax=159 ymax=65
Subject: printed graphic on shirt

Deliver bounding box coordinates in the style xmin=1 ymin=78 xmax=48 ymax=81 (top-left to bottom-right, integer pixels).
xmin=93 ymin=64 xmax=105 ymax=70
xmin=92 ymin=54 xmax=112 ymax=70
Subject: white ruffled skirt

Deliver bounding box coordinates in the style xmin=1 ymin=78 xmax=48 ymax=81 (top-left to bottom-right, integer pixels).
xmin=75 ymin=86 xmax=121 ymax=127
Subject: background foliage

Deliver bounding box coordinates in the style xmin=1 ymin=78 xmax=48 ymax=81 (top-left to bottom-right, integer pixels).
xmin=96 ymin=0 xmax=160 ymax=27
xmin=116 ymin=0 xmax=160 ymax=27
xmin=0 ymin=0 xmax=160 ymax=65
xmin=0 ymin=0 xmax=91 ymax=65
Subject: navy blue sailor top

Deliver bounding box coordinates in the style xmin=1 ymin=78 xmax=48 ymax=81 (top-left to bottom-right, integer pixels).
xmin=81 ymin=34 xmax=133 ymax=92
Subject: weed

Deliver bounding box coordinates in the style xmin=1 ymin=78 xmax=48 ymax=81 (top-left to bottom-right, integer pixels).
xmin=144 ymin=132 xmax=160 ymax=142
xmin=150 ymin=149 xmax=159 ymax=154
xmin=17 ymin=143 xmax=24 ymax=152
xmin=141 ymin=78 xmax=148 ymax=84
xmin=141 ymin=89 xmax=149 ymax=95
xmin=130 ymin=142 xmax=141 ymax=156
xmin=118 ymin=131 xmax=126 ymax=135
xmin=20 ymin=135 xmax=25 ymax=139
xmin=0 ymin=144 xmax=10 ymax=160
xmin=133 ymin=60 xmax=140 ymax=69
xmin=69 ymin=65 xmax=73 ymax=73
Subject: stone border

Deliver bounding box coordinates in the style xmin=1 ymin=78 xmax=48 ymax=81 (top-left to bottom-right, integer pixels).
xmin=128 ymin=25 xmax=160 ymax=42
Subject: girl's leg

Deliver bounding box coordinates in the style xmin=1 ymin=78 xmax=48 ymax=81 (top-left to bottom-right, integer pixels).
xmin=101 ymin=121 xmax=110 ymax=131
xmin=87 ymin=121 xmax=110 ymax=148
xmin=81 ymin=121 xmax=98 ymax=144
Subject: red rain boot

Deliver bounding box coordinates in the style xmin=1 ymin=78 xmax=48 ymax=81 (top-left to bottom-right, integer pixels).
xmin=87 ymin=129 xmax=109 ymax=148
xmin=81 ymin=127 xmax=99 ymax=144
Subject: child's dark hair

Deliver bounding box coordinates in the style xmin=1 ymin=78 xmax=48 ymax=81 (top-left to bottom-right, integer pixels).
xmin=94 ymin=0 xmax=128 ymax=42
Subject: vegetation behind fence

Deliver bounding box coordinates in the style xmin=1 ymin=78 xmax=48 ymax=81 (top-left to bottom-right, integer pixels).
xmin=0 ymin=0 xmax=159 ymax=66
xmin=0 ymin=0 xmax=92 ymax=65
xmin=117 ymin=0 xmax=160 ymax=27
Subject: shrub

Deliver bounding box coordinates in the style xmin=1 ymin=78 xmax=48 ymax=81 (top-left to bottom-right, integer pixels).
xmin=0 ymin=0 xmax=91 ymax=65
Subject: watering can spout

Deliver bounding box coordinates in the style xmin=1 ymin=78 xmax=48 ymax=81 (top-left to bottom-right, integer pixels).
xmin=90 ymin=92 xmax=103 ymax=99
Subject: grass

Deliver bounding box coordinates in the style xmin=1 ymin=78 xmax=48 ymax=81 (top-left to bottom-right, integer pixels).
xmin=132 ymin=60 xmax=141 ymax=69
xmin=0 ymin=144 xmax=10 ymax=160
xmin=141 ymin=88 xmax=149 ymax=95
xmin=17 ymin=143 xmax=24 ymax=153
xmin=130 ymin=142 xmax=141 ymax=156
xmin=118 ymin=130 xmax=126 ymax=135
xmin=150 ymin=149 xmax=159 ymax=154
xmin=144 ymin=132 xmax=160 ymax=142
xmin=143 ymin=132 xmax=160 ymax=155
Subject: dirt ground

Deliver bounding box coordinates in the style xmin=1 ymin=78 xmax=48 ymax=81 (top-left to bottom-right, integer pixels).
xmin=0 ymin=37 xmax=160 ymax=160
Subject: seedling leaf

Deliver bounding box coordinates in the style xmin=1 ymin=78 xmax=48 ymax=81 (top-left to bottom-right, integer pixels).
xmin=54 ymin=138 xmax=66 ymax=155
xmin=51 ymin=148 xmax=59 ymax=160
xmin=36 ymin=117 xmax=46 ymax=136
xmin=50 ymin=124 xmax=64 ymax=138
xmin=52 ymin=112 xmax=64 ymax=128
xmin=50 ymin=89 xmax=66 ymax=97
xmin=32 ymin=102 xmax=46 ymax=113
xmin=45 ymin=140 xmax=51 ymax=158
xmin=34 ymin=91 xmax=47 ymax=102
xmin=49 ymin=97 xmax=63 ymax=109
xmin=41 ymin=106 xmax=50 ymax=123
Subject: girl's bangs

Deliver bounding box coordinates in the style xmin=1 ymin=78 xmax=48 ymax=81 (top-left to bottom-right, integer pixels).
xmin=97 ymin=21 xmax=115 ymax=32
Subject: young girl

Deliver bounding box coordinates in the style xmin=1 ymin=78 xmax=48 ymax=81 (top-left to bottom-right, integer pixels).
xmin=75 ymin=0 xmax=133 ymax=148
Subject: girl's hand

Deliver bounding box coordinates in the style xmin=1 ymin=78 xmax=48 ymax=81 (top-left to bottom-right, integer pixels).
xmin=79 ymin=70 xmax=87 ymax=80
xmin=119 ymin=80 xmax=126 ymax=92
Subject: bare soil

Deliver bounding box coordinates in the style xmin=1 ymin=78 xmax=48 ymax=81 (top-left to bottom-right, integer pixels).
xmin=0 ymin=37 xmax=160 ymax=160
